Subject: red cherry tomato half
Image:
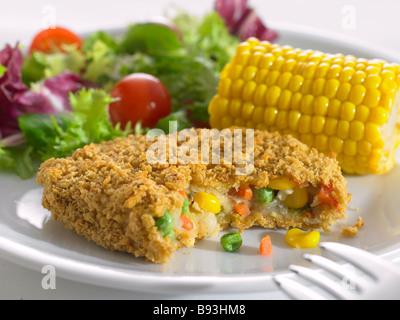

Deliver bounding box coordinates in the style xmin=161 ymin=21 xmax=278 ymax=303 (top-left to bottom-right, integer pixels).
xmin=29 ymin=26 xmax=83 ymax=54
xmin=109 ymin=73 xmax=172 ymax=129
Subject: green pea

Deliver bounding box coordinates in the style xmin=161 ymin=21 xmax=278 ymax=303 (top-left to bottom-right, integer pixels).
xmin=155 ymin=211 xmax=175 ymax=241
xmin=220 ymin=232 xmax=242 ymax=252
xmin=181 ymin=198 xmax=190 ymax=215
xmin=255 ymin=187 xmax=275 ymax=204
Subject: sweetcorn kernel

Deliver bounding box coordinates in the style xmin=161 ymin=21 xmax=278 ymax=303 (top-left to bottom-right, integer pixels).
xmin=300 ymin=94 xmax=315 ymax=115
xmin=254 ymin=84 xmax=268 ymax=105
xmin=364 ymin=89 xmax=381 ymax=107
xmin=241 ymin=102 xmax=255 ymax=120
xmin=288 ymin=110 xmax=301 ymax=131
xmin=337 ymin=120 xmax=350 ymax=140
xmin=218 ymin=78 xmax=232 ymax=98
xmin=290 ymin=92 xmax=303 ymax=110
xmin=259 ymin=53 xmax=275 ymax=69
xmin=311 ymin=115 xmax=326 ymax=134
xmin=194 ymin=192 xmax=221 ymax=214
xmin=339 ymin=66 xmax=355 ymax=82
xmin=289 ymin=75 xmax=304 ymax=92
xmin=355 ymin=105 xmax=370 ymax=122
xmin=264 ymin=107 xmax=278 ymax=126
xmin=336 ymin=83 xmax=352 ymax=101
xmin=349 ymin=85 xmax=367 ymax=105
xmin=283 ymin=187 xmax=309 ymax=209
xmin=325 ymin=118 xmax=338 ymax=136
xmin=229 ymin=99 xmax=242 ymax=118
xmin=266 ymin=86 xmax=282 ymax=106
xmin=365 ymin=123 xmax=380 ymax=143
xmin=298 ymin=115 xmax=312 ymax=134
xmin=221 ymin=117 xmax=233 ymax=128
xmin=276 ymin=111 xmax=289 ymax=129
xmin=329 ymin=136 xmax=344 ymax=154
xmin=268 ymin=176 xmax=296 ymax=190
xmin=369 ymin=107 xmax=388 ymax=125
xmin=231 ymin=79 xmax=245 ymax=98
xmin=313 ymin=96 xmax=330 ymax=116
xmin=252 ymin=106 xmax=265 ymax=124
xmin=325 ymin=79 xmax=340 ymax=99
xmin=350 ymin=121 xmax=365 ymax=141
xmin=285 ymin=228 xmax=320 ymax=249
xmin=242 ymin=66 xmax=258 ymax=81
xmin=242 ymin=81 xmax=257 ymax=101
xmin=340 ymin=102 xmax=356 ymax=121
xmin=278 ymin=90 xmax=292 ymax=110
xmin=315 ymin=134 xmax=329 ymax=151
xmin=364 ymin=74 xmax=382 ymax=89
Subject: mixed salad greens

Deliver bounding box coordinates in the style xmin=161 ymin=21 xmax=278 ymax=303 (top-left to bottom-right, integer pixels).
xmin=0 ymin=0 xmax=277 ymax=179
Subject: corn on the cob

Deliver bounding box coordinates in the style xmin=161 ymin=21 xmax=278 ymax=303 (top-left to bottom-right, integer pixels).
xmin=208 ymin=37 xmax=400 ymax=175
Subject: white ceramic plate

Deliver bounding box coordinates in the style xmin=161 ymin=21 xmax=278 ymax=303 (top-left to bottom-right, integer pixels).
xmin=1 ymin=23 xmax=400 ymax=295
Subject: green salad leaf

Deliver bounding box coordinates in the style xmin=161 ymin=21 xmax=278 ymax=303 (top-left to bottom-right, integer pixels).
xmin=154 ymin=110 xmax=191 ymax=134
xmin=22 ymin=45 xmax=85 ymax=85
xmin=0 ymin=88 xmax=130 ymax=179
xmin=1 ymin=7 xmax=241 ymax=178
xmin=19 ymin=88 xmax=129 ymax=161
xmin=0 ymin=143 xmax=38 ymax=179
xmin=83 ymin=31 xmax=119 ymax=54
xmin=173 ymin=11 xmax=239 ymax=72
xmin=83 ymin=31 xmax=120 ymax=85
xmin=0 ymin=64 xmax=7 ymax=78
xmin=119 ymin=23 xmax=183 ymax=56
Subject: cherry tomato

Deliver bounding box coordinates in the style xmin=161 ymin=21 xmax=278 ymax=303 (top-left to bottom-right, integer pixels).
xmin=29 ymin=27 xmax=83 ymax=54
xmin=109 ymin=73 xmax=172 ymax=129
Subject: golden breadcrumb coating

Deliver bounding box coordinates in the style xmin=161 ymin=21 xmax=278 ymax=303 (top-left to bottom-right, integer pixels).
xmin=37 ymin=128 xmax=350 ymax=263
xmin=341 ymin=217 xmax=365 ymax=238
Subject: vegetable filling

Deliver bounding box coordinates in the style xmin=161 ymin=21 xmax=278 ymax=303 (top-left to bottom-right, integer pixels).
xmin=157 ymin=177 xmax=340 ymax=243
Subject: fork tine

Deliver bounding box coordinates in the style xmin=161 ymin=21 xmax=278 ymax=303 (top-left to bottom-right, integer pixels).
xmin=274 ymin=275 xmax=328 ymax=300
xmin=289 ymin=264 xmax=357 ymax=300
xmin=303 ymin=254 xmax=370 ymax=292
xmin=320 ymin=242 xmax=400 ymax=279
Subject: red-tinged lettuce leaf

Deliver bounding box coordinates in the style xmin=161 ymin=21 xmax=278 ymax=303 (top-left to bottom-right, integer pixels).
xmin=215 ymin=0 xmax=249 ymax=33
xmin=0 ymin=44 xmax=28 ymax=138
xmin=236 ymin=9 xmax=278 ymax=42
xmin=0 ymin=44 xmax=93 ymax=144
xmin=215 ymin=0 xmax=278 ymax=42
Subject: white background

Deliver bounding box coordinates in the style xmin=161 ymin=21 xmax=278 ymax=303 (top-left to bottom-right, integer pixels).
xmin=2 ymin=0 xmax=400 ymax=53
xmin=1 ymin=0 xmax=400 ymax=300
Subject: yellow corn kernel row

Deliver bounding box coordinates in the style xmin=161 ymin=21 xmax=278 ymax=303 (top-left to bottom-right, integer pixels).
xmin=208 ymin=37 xmax=400 ymax=175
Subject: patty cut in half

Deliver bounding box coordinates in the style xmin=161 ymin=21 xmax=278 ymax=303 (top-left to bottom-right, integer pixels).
xmin=37 ymin=128 xmax=351 ymax=264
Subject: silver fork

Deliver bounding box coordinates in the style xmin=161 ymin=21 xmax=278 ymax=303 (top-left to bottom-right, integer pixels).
xmin=274 ymin=242 xmax=400 ymax=300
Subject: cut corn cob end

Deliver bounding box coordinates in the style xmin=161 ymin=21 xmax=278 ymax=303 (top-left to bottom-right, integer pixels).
xmin=209 ymin=37 xmax=400 ymax=175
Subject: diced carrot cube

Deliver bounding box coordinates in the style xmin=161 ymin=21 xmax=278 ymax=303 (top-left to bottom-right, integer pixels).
xmin=236 ymin=186 xmax=253 ymax=200
xmin=180 ymin=214 xmax=194 ymax=231
xmin=179 ymin=189 xmax=189 ymax=200
xmin=233 ymin=202 xmax=250 ymax=217
xmin=318 ymin=185 xmax=338 ymax=208
xmin=260 ymin=235 xmax=273 ymax=255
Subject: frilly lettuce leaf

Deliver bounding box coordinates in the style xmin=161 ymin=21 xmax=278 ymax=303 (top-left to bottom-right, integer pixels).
xmin=22 ymin=44 xmax=85 ymax=85
xmin=0 ymin=88 xmax=129 ymax=179
xmin=18 ymin=88 xmax=129 ymax=162
xmin=82 ymin=31 xmax=120 ymax=85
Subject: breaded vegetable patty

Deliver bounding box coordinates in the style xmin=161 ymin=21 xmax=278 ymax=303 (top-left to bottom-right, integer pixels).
xmin=37 ymin=128 xmax=350 ymax=264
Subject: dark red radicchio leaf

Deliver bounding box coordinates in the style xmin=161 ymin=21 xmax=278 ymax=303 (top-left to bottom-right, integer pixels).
xmin=236 ymin=9 xmax=278 ymax=42
xmin=215 ymin=0 xmax=278 ymax=42
xmin=215 ymin=0 xmax=249 ymax=34
xmin=0 ymin=44 xmax=92 ymax=145
xmin=0 ymin=44 xmax=29 ymax=139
